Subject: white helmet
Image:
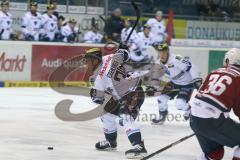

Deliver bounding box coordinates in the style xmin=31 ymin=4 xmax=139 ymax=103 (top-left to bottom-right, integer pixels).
xmin=223 ymin=48 xmax=240 ymax=65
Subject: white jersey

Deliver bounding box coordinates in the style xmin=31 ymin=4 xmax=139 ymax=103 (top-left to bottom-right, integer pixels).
xmin=137 ymin=32 xmax=153 ymax=52
xmin=94 ymin=50 xmax=140 ymax=100
xmin=146 ymin=18 xmax=167 ymax=44
xmin=41 ymin=13 xmax=58 ymax=41
xmin=21 ymin=11 xmax=42 ymax=41
xmin=0 ymin=11 xmax=13 ymax=40
xmin=83 ymin=30 xmax=103 ymax=43
xmin=61 ymin=24 xmax=79 ymax=42
xmin=121 ymin=27 xmax=138 ymax=44
xmin=163 ymin=54 xmax=201 ymax=85
xmin=129 ymin=32 xmax=152 ymax=62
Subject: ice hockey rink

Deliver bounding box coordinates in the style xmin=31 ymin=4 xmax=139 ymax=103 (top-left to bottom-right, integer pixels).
xmin=0 ymin=88 xmax=235 ymax=160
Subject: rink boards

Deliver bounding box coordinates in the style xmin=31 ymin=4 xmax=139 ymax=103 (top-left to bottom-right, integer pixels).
xmin=0 ymin=40 xmax=236 ymax=87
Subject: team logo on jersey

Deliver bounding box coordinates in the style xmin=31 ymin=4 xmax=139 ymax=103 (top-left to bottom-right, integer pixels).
xmin=99 ymin=56 xmax=111 ymax=76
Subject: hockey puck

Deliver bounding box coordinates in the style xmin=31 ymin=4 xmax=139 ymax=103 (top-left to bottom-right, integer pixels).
xmin=48 ymin=147 xmax=54 ymax=150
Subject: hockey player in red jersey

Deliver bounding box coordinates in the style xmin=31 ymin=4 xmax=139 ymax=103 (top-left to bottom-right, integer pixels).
xmin=189 ymin=48 xmax=240 ymax=160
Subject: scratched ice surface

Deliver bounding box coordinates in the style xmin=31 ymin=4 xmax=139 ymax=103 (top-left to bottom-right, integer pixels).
xmin=0 ymin=88 xmax=235 ymax=160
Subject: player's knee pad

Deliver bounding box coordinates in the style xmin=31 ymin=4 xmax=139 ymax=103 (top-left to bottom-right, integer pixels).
xmin=233 ymin=147 xmax=240 ymax=159
xmin=101 ymin=113 xmax=117 ymax=134
xmin=206 ymin=148 xmax=224 ymax=160
xmin=119 ymin=114 xmax=140 ymax=137
xmin=157 ymin=95 xmax=169 ymax=112
xmin=175 ymin=98 xmax=189 ymax=111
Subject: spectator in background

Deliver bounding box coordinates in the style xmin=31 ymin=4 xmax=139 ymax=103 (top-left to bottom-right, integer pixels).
xmin=21 ymin=2 xmax=42 ymax=41
xmin=83 ymin=21 xmax=103 ymax=44
xmin=104 ymin=8 xmax=124 ymax=42
xmin=55 ymin=15 xmax=65 ymax=41
xmin=50 ymin=0 xmax=59 ymax=19
xmin=61 ymin=18 xmax=79 ymax=43
xmin=146 ymin=10 xmax=167 ymax=44
xmin=40 ymin=4 xmax=58 ymax=42
xmin=0 ymin=0 xmax=14 ymax=40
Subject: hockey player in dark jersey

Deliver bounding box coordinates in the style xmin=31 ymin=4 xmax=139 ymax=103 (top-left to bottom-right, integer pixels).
xmin=189 ymin=48 xmax=240 ymax=160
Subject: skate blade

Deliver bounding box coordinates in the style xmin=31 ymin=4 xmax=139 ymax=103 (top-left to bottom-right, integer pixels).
xmin=151 ymin=122 xmax=164 ymax=125
xmin=96 ymin=147 xmax=117 ymax=152
xmin=125 ymin=152 xmax=147 ymax=159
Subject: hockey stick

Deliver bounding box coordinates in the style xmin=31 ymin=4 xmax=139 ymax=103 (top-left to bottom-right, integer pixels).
xmin=142 ymin=88 xmax=180 ymax=98
xmin=125 ymin=0 xmax=140 ymax=43
xmin=155 ymin=88 xmax=179 ymax=94
xmin=0 ymin=29 xmax=4 ymax=40
xmin=141 ymin=133 xmax=195 ymax=160
xmin=99 ymin=15 xmax=106 ymax=24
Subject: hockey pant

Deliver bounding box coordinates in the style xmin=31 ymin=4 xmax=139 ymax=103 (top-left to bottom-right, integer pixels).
xmin=101 ymin=86 xmax=145 ymax=146
xmin=157 ymin=82 xmax=193 ymax=112
xmin=190 ymin=114 xmax=240 ymax=160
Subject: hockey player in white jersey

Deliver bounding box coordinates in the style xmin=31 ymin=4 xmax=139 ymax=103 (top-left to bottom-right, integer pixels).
xmin=146 ymin=10 xmax=167 ymax=44
xmin=129 ymin=24 xmax=153 ymax=63
xmin=61 ymin=18 xmax=79 ymax=43
xmin=0 ymin=0 xmax=13 ymax=40
xmin=83 ymin=22 xmax=103 ymax=43
xmin=137 ymin=24 xmax=153 ymax=53
xmin=83 ymin=47 xmax=147 ymax=159
xmin=21 ymin=2 xmax=42 ymax=41
xmin=146 ymin=43 xmax=202 ymax=124
xmin=121 ymin=19 xmax=145 ymax=63
xmin=40 ymin=4 xmax=58 ymax=41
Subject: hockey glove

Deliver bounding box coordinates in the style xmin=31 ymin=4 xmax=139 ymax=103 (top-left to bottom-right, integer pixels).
xmin=192 ymin=78 xmax=203 ymax=90
xmin=146 ymin=86 xmax=157 ymax=96
xmin=161 ymin=82 xmax=175 ymax=94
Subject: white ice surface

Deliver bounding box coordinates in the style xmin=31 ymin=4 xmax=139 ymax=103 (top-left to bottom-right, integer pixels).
xmin=0 ymin=88 xmax=236 ymax=160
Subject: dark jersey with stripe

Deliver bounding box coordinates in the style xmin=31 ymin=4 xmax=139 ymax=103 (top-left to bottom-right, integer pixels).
xmin=197 ymin=65 xmax=240 ymax=117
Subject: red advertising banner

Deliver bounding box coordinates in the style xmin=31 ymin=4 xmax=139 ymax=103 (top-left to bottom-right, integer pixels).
xmin=31 ymin=44 xmax=116 ymax=81
xmin=0 ymin=42 xmax=32 ymax=81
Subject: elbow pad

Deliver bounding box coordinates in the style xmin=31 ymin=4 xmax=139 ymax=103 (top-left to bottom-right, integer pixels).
xmin=90 ymin=88 xmax=104 ymax=104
